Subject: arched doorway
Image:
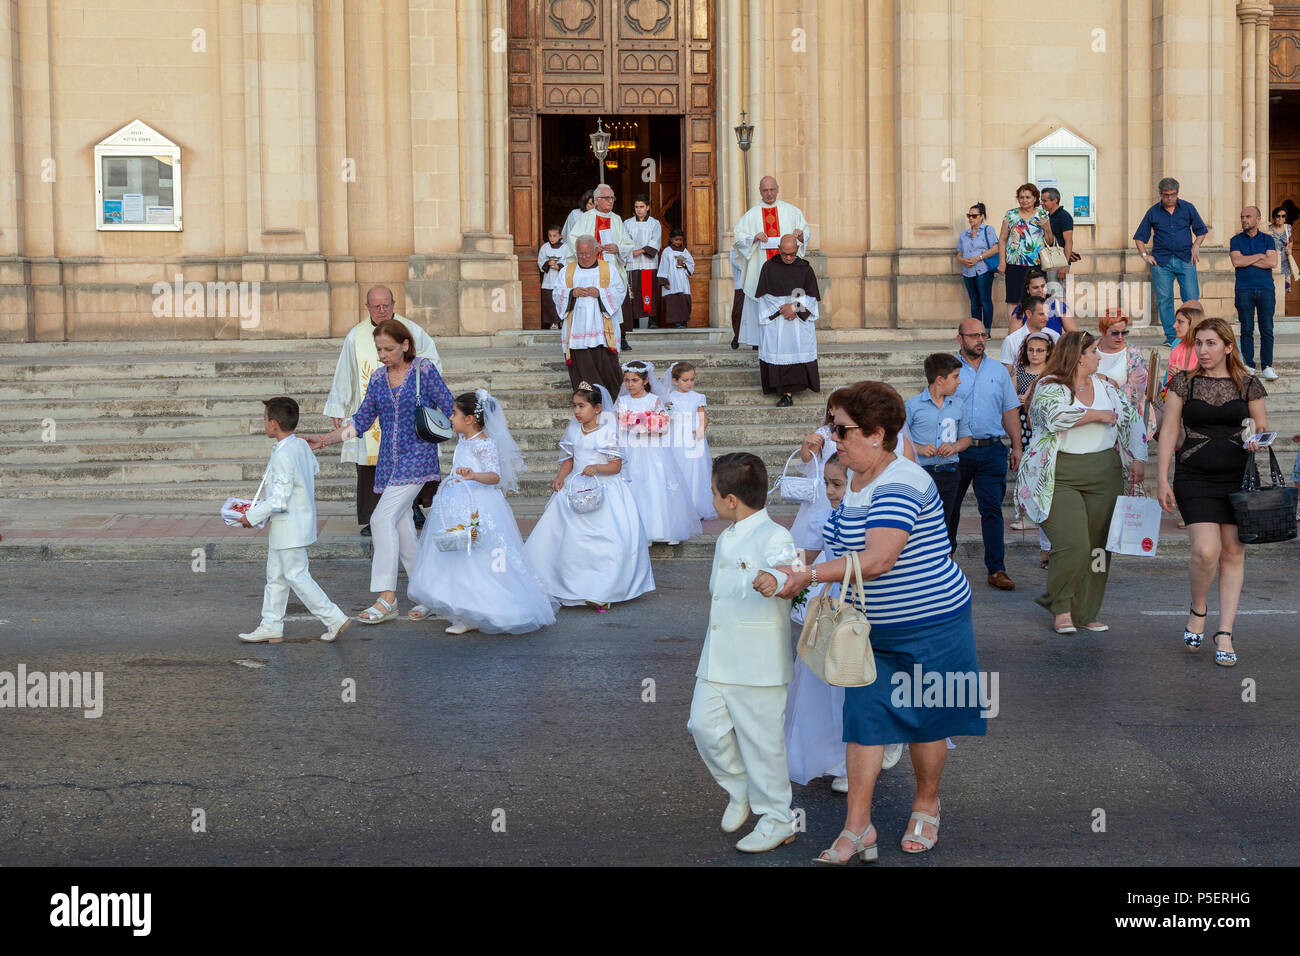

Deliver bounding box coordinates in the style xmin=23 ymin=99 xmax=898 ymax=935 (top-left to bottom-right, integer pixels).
xmin=507 ymin=0 xmax=716 ymax=329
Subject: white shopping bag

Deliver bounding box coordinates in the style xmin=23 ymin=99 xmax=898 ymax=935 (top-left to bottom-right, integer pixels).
xmin=1106 ymin=491 xmax=1162 ymax=556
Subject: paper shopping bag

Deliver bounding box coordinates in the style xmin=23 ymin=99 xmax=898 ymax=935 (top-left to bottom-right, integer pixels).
xmin=1106 ymin=494 xmax=1162 ymax=556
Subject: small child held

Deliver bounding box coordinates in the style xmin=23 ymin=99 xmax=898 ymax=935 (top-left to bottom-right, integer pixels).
xmin=237 ymin=397 xmax=350 ymax=644
xmin=538 ymin=225 xmax=567 ymax=330
xmin=656 ymin=228 xmax=694 ymax=328
xmin=687 ymin=452 xmax=800 ymax=853
xmin=661 ymin=361 xmax=715 ymax=520
xmin=408 ymin=390 xmax=558 ymax=634
xmin=522 ymin=382 xmax=655 ymax=610
xmin=616 ymin=360 xmax=702 ymax=545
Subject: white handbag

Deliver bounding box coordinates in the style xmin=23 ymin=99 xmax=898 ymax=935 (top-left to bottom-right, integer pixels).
xmin=1039 ymin=243 xmax=1068 ymax=271
xmin=796 ymin=552 xmax=876 ymax=687
xmin=770 ymin=450 xmax=820 ymax=504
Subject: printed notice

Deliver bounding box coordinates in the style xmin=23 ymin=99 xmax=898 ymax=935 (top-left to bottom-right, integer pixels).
xmin=146 ymin=206 xmax=173 ymax=224
xmin=122 ymin=193 xmax=145 ymax=223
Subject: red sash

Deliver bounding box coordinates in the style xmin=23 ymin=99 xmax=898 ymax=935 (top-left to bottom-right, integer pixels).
xmin=762 ymin=207 xmax=781 ymax=260
xmin=641 ymin=270 xmax=653 ymax=310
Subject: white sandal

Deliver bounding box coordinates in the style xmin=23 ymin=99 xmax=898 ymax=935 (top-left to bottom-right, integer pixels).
xmin=358 ymin=596 xmax=397 ymax=624
xmin=901 ymin=801 xmax=940 ymax=854
xmin=408 ymin=604 xmax=432 ymax=621
xmin=813 ymin=824 xmax=877 ymax=864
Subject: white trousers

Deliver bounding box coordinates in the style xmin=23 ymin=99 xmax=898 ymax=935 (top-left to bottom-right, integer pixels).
xmin=688 ymin=678 xmax=794 ymax=834
xmin=370 ymin=482 xmax=422 ymax=592
xmin=261 ymin=546 xmax=344 ymax=629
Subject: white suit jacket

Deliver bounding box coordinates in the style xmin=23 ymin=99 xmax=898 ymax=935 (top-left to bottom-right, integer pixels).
xmin=245 ymin=435 xmax=320 ymax=550
xmin=696 ymin=509 xmax=799 ymax=687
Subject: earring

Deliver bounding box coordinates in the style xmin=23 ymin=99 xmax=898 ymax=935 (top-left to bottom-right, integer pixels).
xmin=872 ymin=442 xmax=879 ymax=447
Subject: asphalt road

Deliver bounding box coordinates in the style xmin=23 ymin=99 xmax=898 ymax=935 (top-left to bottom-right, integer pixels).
xmin=1 ymin=549 xmax=1297 ymax=866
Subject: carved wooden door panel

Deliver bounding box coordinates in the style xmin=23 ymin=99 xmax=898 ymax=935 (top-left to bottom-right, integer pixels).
xmin=509 ymin=1 xmax=715 ymax=328
xmin=1272 ymin=2 xmax=1300 ymax=89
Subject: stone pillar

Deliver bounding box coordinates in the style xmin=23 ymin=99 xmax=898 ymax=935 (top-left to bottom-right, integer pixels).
xmin=1242 ymin=7 xmax=1258 ymax=209
xmin=1255 ymin=2 xmax=1273 ymax=212
xmin=748 ymin=0 xmax=766 ymax=177
xmin=0 ymin=0 xmax=30 ymax=340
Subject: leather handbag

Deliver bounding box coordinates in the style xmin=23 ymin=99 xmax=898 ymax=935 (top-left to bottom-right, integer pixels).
xmin=412 ymin=359 xmax=454 ymax=444
xmin=1039 ymin=242 xmax=1068 ymax=271
xmin=796 ymin=551 xmax=876 ymax=688
xmin=770 ymin=450 xmax=820 ymax=504
xmin=1230 ymin=447 xmax=1298 ymax=545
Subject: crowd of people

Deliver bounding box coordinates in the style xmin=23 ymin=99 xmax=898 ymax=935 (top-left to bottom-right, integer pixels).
xmin=228 ymin=169 xmax=1295 ymax=859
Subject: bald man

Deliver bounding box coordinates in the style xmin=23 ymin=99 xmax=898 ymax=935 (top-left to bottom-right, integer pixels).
xmin=1229 ymin=205 xmax=1279 ymax=379
xmin=324 ymin=286 xmax=443 ymax=534
xmin=731 ymin=177 xmax=809 ymax=349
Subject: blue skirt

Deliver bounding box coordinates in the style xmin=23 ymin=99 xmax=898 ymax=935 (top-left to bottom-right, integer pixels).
xmin=842 ymin=600 xmax=987 ymax=745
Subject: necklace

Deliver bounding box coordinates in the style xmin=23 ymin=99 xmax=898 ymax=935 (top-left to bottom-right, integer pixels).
xmin=580 ymin=420 xmax=600 ymax=434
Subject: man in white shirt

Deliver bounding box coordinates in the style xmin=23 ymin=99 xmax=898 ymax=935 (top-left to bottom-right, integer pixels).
xmin=1000 ymin=296 xmax=1059 ymax=369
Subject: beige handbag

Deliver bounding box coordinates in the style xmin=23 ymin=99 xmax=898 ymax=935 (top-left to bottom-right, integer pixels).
xmin=796 ymin=551 xmax=876 ymax=687
xmin=1039 ymin=243 xmax=1068 ymax=272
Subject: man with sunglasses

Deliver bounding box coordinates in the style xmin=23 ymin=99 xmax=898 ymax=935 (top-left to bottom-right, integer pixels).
xmin=953 ymin=319 xmax=1024 ymax=591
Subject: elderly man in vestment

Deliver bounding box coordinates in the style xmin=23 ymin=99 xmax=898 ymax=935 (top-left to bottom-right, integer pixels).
xmin=554 ymin=236 xmax=626 ymax=397
xmin=755 ymin=235 xmax=821 ymax=407
xmin=568 ymin=183 xmax=636 ymax=350
xmin=732 ymin=176 xmax=810 ymax=350
xmin=324 ymin=285 xmax=442 ymax=535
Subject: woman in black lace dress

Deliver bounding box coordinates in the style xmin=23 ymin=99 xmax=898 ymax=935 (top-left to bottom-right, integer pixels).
xmin=1157 ymin=317 xmax=1268 ymax=667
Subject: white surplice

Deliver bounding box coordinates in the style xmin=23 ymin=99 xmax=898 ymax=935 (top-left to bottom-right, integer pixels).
xmin=656 ymin=248 xmax=694 ymax=296
xmin=567 ymin=209 xmax=636 ymax=281
xmin=731 ymin=201 xmax=810 ymax=347
xmin=757 ymin=290 xmax=820 ymax=366
xmin=553 ymin=264 xmax=626 ymax=353
xmin=537 ymin=241 xmax=567 ymax=291
xmin=623 ymin=216 xmax=662 ymax=273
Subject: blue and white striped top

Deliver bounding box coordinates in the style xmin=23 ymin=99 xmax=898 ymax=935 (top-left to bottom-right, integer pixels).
xmin=822 ymin=457 xmax=972 ymax=630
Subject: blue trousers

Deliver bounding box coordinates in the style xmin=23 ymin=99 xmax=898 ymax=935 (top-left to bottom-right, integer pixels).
xmin=963 ymin=271 xmax=997 ymax=332
xmin=956 ymin=442 xmax=1007 ymax=574
xmin=1150 ymin=257 xmax=1200 ymax=344
xmin=1235 ymin=285 xmax=1275 ymax=369
xmin=923 ymin=463 xmax=961 ymax=552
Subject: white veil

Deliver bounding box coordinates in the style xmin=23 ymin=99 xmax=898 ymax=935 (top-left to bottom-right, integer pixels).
xmin=658 ymin=361 xmax=682 ymax=397
xmin=475 ymin=388 xmax=525 ymax=493
xmin=617 ymin=359 xmax=668 ymax=401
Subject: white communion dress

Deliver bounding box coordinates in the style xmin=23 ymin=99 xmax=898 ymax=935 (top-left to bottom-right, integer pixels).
xmin=615 ymin=392 xmax=703 ymax=543
xmin=522 ymin=418 xmax=656 ymax=606
xmin=789 ymin=423 xmax=834 ymax=551
xmin=408 ymin=435 xmax=558 ymax=634
xmin=784 ymin=546 xmax=847 ymax=784
xmin=665 ymin=388 xmax=716 ymax=520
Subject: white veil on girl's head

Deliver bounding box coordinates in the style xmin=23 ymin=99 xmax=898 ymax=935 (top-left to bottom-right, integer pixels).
xmin=658 ymin=361 xmax=684 ymax=397
xmin=617 ymin=359 xmax=668 ymax=400
xmin=474 ymin=388 xmax=525 ymax=493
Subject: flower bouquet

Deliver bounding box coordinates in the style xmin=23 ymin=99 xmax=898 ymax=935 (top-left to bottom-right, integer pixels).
xmin=618 ymin=410 xmax=669 ymax=436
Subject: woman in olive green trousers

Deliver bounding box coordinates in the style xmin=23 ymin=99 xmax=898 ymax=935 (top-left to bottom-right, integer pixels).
xmin=1015 ymin=332 xmax=1149 ymax=634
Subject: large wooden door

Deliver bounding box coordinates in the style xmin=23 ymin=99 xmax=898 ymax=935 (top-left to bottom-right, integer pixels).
xmin=508 ymin=0 xmax=715 ymax=328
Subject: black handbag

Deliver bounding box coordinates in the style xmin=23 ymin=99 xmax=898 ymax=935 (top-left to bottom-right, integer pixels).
xmin=1229 ymin=447 xmax=1298 ymax=544
xmin=412 ymin=359 xmax=453 ymax=444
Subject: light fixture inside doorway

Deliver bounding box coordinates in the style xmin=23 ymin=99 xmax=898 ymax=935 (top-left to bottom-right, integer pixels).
xmin=589 ymin=118 xmax=612 ymax=184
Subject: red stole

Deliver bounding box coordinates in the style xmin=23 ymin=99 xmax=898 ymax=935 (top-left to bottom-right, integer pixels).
xmin=762 ymin=206 xmax=781 ymax=260
xmin=596 ymin=215 xmax=611 ymax=260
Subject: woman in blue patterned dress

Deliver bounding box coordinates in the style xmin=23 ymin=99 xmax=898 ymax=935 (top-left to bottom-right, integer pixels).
xmin=310 ymin=318 xmax=456 ymax=624
xmin=776 ymin=381 xmax=985 ymax=863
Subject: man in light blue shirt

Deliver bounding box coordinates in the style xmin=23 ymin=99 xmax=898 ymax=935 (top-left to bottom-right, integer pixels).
xmin=905 ymin=353 xmax=972 ymax=553
xmin=953 ymin=319 xmax=1024 ymax=590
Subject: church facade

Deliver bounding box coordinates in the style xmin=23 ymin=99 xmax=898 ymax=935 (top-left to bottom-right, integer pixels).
xmin=2 ymin=0 xmax=1298 ymax=342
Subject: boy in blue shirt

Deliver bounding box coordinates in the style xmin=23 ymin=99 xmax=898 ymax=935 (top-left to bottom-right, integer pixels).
xmin=904 ymin=354 xmax=971 ymax=552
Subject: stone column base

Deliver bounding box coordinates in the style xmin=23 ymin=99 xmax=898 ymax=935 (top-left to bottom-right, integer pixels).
xmin=405 ymin=235 xmax=521 ymax=337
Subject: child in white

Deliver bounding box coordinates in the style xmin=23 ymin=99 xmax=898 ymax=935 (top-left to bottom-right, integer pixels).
xmin=688 ymin=453 xmax=800 ymax=853
xmin=660 ymin=361 xmax=715 ymax=520
xmin=408 ymin=389 xmax=558 ymax=635
xmin=790 ymin=404 xmax=835 ymax=561
xmin=656 ymin=229 xmax=694 ymax=328
xmin=616 ymin=361 xmax=702 ymax=544
xmin=538 ymin=226 xmax=568 ymax=330
xmin=523 ymin=382 xmax=655 ymax=610
xmin=238 ymin=398 xmax=349 ymax=643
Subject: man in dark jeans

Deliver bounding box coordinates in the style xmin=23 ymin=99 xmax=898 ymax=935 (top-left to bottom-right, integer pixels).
xmin=953 ymin=319 xmax=1024 ymax=590
xmin=904 ymin=353 xmax=972 ymax=553
xmin=1229 ymin=206 xmax=1279 ymax=381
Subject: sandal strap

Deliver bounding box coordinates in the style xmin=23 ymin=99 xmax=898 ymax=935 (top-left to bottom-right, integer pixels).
xmin=1189 ymin=606 xmax=1207 ymax=617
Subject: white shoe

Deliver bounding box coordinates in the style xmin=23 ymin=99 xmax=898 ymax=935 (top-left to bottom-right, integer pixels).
xmin=721 ymin=799 xmax=750 ymax=833
xmin=445 ymin=622 xmax=471 ymax=634
xmin=320 ymin=618 xmax=351 ymax=642
xmin=736 ymin=824 xmax=796 ymax=853
xmin=238 ymin=624 xmax=282 ymax=643
xmin=830 ymin=775 xmax=849 ymax=793
xmin=1262 ymin=366 xmax=1279 ymax=381
xmin=882 ymin=743 xmax=905 ymax=770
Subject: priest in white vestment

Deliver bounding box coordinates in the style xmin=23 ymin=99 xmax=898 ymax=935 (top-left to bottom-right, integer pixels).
xmin=554 ymin=236 xmax=626 ymax=397
xmin=731 ymin=176 xmax=810 ymax=349
xmin=755 ymin=236 xmax=821 ymax=407
xmin=622 ymin=194 xmax=662 ymax=333
xmin=567 ymin=183 xmax=637 ymax=349
xmin=323 ymin=286 xmax=442 ymax=532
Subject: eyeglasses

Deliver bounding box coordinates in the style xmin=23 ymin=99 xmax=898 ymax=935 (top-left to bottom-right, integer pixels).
xmin=966 ymin=213 xmax=980 ymax=219
xmin=1109 ymin=329 xmax=1130 ymax=337
xmin=961 ymin=332 xmax=989 ymax=339
xmin=830 ymin=424 xmax=861 ymax=440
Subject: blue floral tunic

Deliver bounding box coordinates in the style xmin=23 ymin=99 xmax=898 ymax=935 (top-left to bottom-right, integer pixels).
xmin=350 ymin=357 xmax=455 ymax=494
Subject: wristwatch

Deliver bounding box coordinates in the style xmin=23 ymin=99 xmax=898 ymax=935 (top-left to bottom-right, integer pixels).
xmin=810 ymin=566 xmax=819 ymax=587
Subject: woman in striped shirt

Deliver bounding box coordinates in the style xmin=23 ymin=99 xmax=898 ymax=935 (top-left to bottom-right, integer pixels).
xmin=776 ymin=381 xmax=985 ymax=863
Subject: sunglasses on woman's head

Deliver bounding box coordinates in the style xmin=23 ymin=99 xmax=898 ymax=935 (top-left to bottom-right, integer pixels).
xmin=831 ymin=423 xmax=862 ymax=440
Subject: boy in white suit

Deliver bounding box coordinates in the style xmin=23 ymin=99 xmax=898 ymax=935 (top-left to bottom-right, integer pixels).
xmin=237 ymin=397 xmax=351 ymax=644
xmin=688 ymin=452 xmax=800 ymax=852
